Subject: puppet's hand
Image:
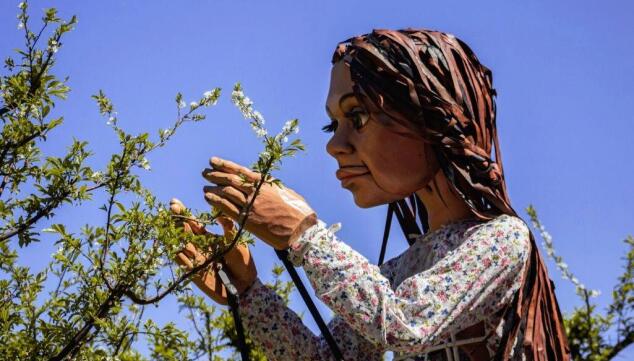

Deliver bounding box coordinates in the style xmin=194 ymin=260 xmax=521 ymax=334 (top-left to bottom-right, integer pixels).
xmin=202 ymin=156 xmax=318 ymax=250
xmin=170 ymin=198 xmax=257 ymax=305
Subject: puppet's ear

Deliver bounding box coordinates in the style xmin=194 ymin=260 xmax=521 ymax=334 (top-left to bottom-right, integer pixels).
xmin=377 ymin=94 xmax=384 ymax=108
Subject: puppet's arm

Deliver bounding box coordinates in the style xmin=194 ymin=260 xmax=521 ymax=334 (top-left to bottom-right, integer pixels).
xmin=286 ymin=215 xmax=530 ymax=355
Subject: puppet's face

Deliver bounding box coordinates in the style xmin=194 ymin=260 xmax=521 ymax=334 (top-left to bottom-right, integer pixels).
xmin=325 ymin=59 xmax=438 ymax=208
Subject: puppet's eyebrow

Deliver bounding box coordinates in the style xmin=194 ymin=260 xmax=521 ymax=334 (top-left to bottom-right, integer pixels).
xmin=325 ymin=93 xmax=357 ymax=119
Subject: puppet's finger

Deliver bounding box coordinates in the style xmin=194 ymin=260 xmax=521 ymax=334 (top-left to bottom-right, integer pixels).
xmin=203 ymin=192 xmax=241 ymax=222
xmin=175 ymin=251 xmax=194 ymax=270
xmin=180 ymin=243 xmax=207 ymax=266
xmin=203 ymin=185 xmax=248 ymax=207
xmin=209 ymin=156 xmax=262 ymax=183
xmin=202 ymin=169 xmax=255 ymax=195
xmin=170 ymin=198 xmax=207 ymax=235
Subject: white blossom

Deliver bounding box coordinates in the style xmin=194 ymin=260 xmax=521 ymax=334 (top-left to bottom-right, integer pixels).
xmin=231 ymin=89 xmax=244 ymax=99
xmin=51 ymin=246 xmax=64 ymax=258
xmin=18 ymin=2 xmax=26 ymax=10
xmin=178 ymin=100 xmax=186 ymax=109
xmin=160 ymin=128 xmax=172 ymax=138
xmin=190 ymin=101 xmax=198 ymax=108
xmin=253 ymin=111 xmax=265 ymax=125
xmin=202 ymin=90 xmax=218 ymax=106
xmin=48 ymin=40 xmax=59 ymax=53
xmin=139 ymin=157 xmax=151 ymax=170
xmin=151 ymin=256 xmax=164 ymax=269
xmin=282 ymin=120 xmax=293 ymax=133
xmin=17 ymin=21 xmax=24 ymax=29
xmin=255 ymin=128 xmax=267 ymax=138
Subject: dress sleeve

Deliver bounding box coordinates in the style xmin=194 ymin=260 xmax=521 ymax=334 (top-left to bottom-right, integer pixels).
xmin=238 ymin=277 xmax=385 ymax=361
xmin=286 ymin=215 xmax=531 ymax=354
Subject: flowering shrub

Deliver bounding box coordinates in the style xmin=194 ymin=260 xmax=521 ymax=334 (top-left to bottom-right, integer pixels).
xmin=527 ymin=206 xmax=633 ymax=361
xmin=1 ymin=2 xmax=301 ymax=360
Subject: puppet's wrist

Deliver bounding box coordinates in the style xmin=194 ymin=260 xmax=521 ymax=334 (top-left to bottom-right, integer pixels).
xmin=287 ymin=213 xmax=318 ymax=248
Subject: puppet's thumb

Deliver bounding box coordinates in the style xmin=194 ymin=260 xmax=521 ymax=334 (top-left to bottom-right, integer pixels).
xmin=217 ymin=216 xmax=237 ymax=241
xmin=170 ymin=198 xmax=206 ymax=235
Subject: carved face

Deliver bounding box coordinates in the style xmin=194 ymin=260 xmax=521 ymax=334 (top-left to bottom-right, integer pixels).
xmin=324 ymin=59 xmax=439 ymax=208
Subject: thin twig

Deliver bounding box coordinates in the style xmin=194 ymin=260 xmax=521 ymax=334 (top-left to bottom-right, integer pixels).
xmin=124 ymin=156 xmax=275 ymax=305
xmin=0 ymin=184 xmax=75 ymax=243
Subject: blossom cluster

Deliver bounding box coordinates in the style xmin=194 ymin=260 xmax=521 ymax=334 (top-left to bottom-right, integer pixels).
xmin=106 ymin=112 xmax=118 ymax=126
xmin=176 ymin=88 xmax=220 ymax=111
xmin=139 ymin=157 xmax=151 ymax=171
xmin=277 ymin=118 xmax=300 ymax=143
xmin=17 ymin=2 xmax=26 ymax=29
xmin=48 ymin=39 xmax=59 ymax=54
xmin=231 ymin=83 xmax=267 ymax=138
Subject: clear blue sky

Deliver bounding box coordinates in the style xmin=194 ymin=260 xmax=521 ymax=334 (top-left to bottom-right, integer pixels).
xmin=2 ymin=0 xmax=633 ymax=357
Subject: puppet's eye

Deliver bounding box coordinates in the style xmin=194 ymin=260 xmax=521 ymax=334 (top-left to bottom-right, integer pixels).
xmin=345 ymin=108 xmax=369 ymax=130
xmin=321 ymin=108 xmax=368 ymax=133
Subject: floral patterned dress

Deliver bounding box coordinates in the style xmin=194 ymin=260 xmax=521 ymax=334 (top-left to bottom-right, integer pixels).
xmin=238 ymin=213 xmax=531 ymax=360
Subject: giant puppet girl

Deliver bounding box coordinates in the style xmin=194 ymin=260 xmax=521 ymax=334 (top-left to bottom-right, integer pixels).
xmin=171 ymin=28 xmax=570 ymax=361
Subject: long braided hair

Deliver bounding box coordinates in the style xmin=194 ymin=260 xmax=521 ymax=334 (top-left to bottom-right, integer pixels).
xmin=331 ymin=28 xmax=570 ymax=360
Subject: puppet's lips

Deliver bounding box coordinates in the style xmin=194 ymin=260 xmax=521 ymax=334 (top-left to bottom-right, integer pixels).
xmin=336 ymin=167 xmax=370 ymax=180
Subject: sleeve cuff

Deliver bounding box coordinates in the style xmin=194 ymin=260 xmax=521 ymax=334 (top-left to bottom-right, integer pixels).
xmin=287 ymin=218 xmax=342 ymax=267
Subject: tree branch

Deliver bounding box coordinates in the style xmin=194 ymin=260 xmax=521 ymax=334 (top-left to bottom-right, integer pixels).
xmin=0 ymin=189 xmax=70 ymax=243
xmin=606 ymin=330 xmax=634 ymax=360
xmin=49 ymin=286 xmax=123 ymax=361
xmin=97 ymin=145 xmax=129 ymax=292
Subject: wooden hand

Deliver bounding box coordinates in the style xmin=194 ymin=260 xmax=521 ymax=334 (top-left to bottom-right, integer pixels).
xmin=170 ymin=198 xmax=257 ymax=305
xmin=202 ymin=156 xmax=318 ymax=250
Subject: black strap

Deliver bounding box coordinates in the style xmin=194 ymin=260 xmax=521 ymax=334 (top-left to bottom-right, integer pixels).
xmin=275 ymin=249 xmax=344 ymax=360
xmin=413 ymin=193 xmax=429 ymax=234
xmin=394 ymin=199 xmax=422 ymax=246
xmin=216 ymin=262 xmax=250 ymax=361
xmin=378 ymin=194 xmax=428 ymax=265
xmin=408 ymin=194 xmax=418 ymax=221
xmin=378 ymin=203 xmax=394 ymax=265
xmin=218 ymin=251 xmax=344 ymax=360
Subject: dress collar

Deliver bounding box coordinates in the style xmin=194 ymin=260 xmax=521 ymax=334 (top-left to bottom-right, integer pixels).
xmin=408 ymin=216 xmax=490 ymax=243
